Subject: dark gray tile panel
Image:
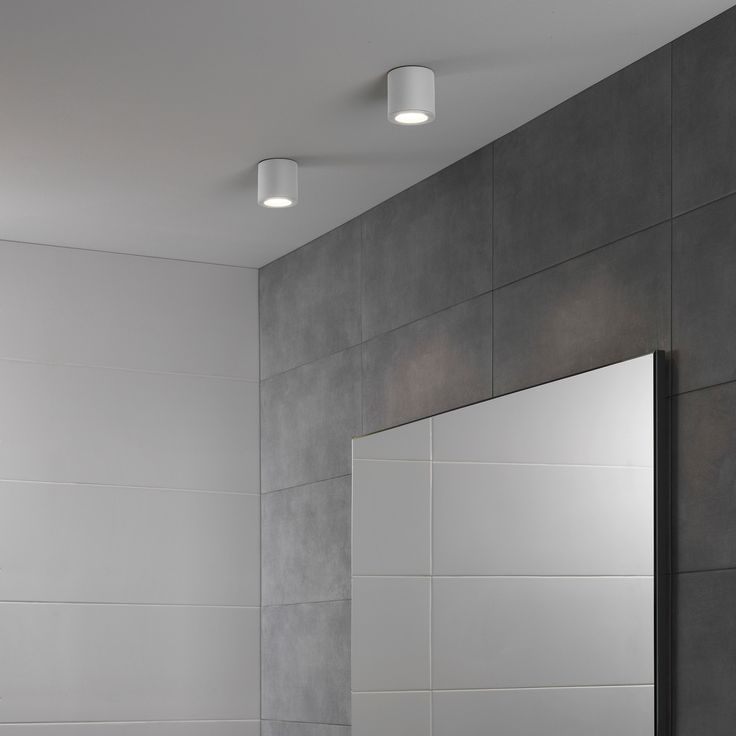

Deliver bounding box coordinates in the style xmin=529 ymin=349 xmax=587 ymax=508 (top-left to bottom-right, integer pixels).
xmin=362 ymin=293 xmax=492 ymax=434
xmin=362 ymin=147 xmax=492 ymax=339
xmin=493 ymin=223 xmax=670 ymax=395
xmin=673 ymin=7 xmax=736 ymax=214
xmin=673 ymin=383 xmax=736 ymax=573
xmin=262 ymin=476 xmax=351 ymax=605
xmin=260 ymin=219 xmax=362 ymax=379
xmin=261 ymin=346 xmax=361 ymax=492
xmin=262 ymin=600 xmax=351 ymax=725
xmin=494 ymin=47 xmax=670 ymax=286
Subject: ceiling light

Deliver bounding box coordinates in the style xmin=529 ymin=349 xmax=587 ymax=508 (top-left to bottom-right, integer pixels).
xmin=387 ymin=66 xmax=435 ymax=126
xmin=258 ymin=159 xmax=298 ymax=208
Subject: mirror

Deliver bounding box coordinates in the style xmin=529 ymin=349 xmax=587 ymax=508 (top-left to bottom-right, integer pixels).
xmin=351 ymin=353 xmax=666 ymax=736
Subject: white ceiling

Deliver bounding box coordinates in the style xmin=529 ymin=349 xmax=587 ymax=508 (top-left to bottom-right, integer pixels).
xmin=0 ymin=0 xmax=731 ymax=267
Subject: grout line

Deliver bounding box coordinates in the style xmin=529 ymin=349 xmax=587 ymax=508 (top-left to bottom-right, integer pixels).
xmin=675 ymin=566 xmax=736 ymax=576
xmin=261 ymin=473 xmax=351 ymax=495
xmin=257 ymin=268 xmax=263 ymax=724
xmin=0 ymin=235 xmax=258 ymax=270
xmin=354 ymin=459 xmax=652 ymax=469
xmin=353 ymin=575 xmax=653 ymax=580
xmin=261 ymin=719 xmax=351 ymax=727
xmin=428 ymin=417 xmax=433 ymax=736
xmin=262 ymin=598 xmax=351 ymax=608
xmin=0 ymin=721 xmax=262 ymax=726
xmin=671 ymin=377 xmax=736 ymax=399
xmin=0 ymin=354 xmax=259 ymax=383
xmin=490 ymin=141 xmax=495 ymax=398
xmin=352 ymin=684 xmax=654 ymax=695
xmin=0 ymin=477 xmax=260 ymax=497
xmin=0 ymin=601 xmax=260 ymax=608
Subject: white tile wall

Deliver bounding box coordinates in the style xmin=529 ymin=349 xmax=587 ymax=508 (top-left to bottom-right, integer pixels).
xmin=352 ymin=692 xmax=431 ymax=736
xmin=432 ymin=354 xmax=653 ymax=467
xmin=0 ymin=603 xmax=260 ymax=722
xmin=352 ymin=577 xmax=431 ymax=692
xmin=352 ymin=419 xmax=430 ymax=460
xmin=0 ymin=360 xmax=259 ymax=492
xmin=433 ymin=686 xmax=654 ymax=736
xmin=432 ymin=577 xmax=653 ymax=689
xmin=352 ymin=355 xmax=656 ymax=735
xmin=353 ymin=460 xmax=431 ymax=575
xmin=0 ymin=245 xmax=261 ymax=732
xmin=433 ymin=463 xmax=653 ymax=575
xmin=0 ymin=241 xmax=259 ymax=379
xmin=0 ymin=723 xmax=260 ymax=735
xmin=0 ymin=482 xmax=259 ymax=605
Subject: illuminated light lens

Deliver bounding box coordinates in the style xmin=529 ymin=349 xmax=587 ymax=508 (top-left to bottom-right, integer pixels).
xmin=262 ymin=196 xmax=294 ymax=208
xmin=393 ymin=110 xmax=430 ymax=125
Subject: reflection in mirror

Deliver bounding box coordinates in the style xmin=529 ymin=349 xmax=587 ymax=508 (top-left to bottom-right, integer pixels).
xmin=351 ymin=353 xmax=665 ymax=736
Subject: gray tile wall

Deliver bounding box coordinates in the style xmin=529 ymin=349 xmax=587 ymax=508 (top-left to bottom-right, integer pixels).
xmin=259 ymin=7 xmax=736 ymax=735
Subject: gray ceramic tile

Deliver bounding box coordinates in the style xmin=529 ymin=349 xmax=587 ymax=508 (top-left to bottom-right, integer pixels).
xmin=362 ymin=147 xmax=492 ymax=339
xmin=262 ymin=476 xmax=351 ymax=605
xmin=493 ymin=223 xmax=670 ymax=395
xmin=673 ymin=7 xmax=736 ymax=214
xmin=362 ymin=294 xmax=492 ymax=434
xmin=672 ymin=195 xmax=736 ymax=393
xmin=261 ymin=347 xmax=362 ymax=492
xmin=262 ymin=723 xmax=350 ymax=736
xmin=494 ymin=47 xmax=670 ymax=286
xmin=260 ymin=219 xmax=362 ymax=379
xmin=262 ymin=601 xmax=351 ymax=725
xmin=673 ymin=384 xmax=736 ymax=573
xmin=674 ymin=570 xmax=736 ymax=736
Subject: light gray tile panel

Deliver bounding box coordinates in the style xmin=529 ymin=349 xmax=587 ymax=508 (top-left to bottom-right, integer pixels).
xmin=352 ymin=419 xmax=430 ymax=461
xmin=433 ymin=354 xmax=654 ymax=467
xmin=0 ymin=724 xmax=260 ymax=735
xmin=433 ymin=463 xmax=653 ymax=576
xmin=261 ymin=724 xmax=349 ymax=736
xmin=262 ymin=477 xmax=350 ymax=605
xmin=0 ymin=241 xmax=259 ymax=379
xmin=352 ymin=692 xmax=430 ymax=736
xmin=352 ymin=460 xmax=431 ymax=576
xmin=0 ymin=482 xmax=259 ymax=606
xmin=0 ymin=603 xmax=259 ymax=722
xmin=432 ymin=577 xmax=653 ymax=689
xmin=261 ymin=347 xmax=362 ymax=493
xmin=351 ymin=577 xmax=430 ymax=692
xmin=260 ymin=219 xmax=362 ymax=379
xmin=0 ymin=360 xmax=259 ymax=492
xmin=433 ymin=687 xmax=654 ymax=736
xmin=262 ymin=600 xmax=351 ymax=725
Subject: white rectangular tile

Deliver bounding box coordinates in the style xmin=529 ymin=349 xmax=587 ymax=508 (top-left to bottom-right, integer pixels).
xmin=433 ymin=686 xmax=654 ymax=736
xmin=353 ymin=460 xmax=431 ymax=575
xmin=352 ymin=692 xmax=431 ymax=736
xmin=0 ymin=603 xmax=260 ymax=722
xmin=433 ymin=354 xmax=654 ymax=466
xmin=432 ymin=464 xmax=653 ymax=575
xmin=0 ymin=241 xmax=259 ymax=379
xmin=0 ymin=482 xmax=259 ymax=605
xmin=352 ymin=577 xmax=430 ymax=692
xmin=353 ymin=419 xmax=430 ymax=460
xmin=0 ymin=723 xmax=260 ymax=735
xmin=432 ymin=577 xmax=653 ymax=689
xmin=0 ymin=361 xmax=258 ymax=492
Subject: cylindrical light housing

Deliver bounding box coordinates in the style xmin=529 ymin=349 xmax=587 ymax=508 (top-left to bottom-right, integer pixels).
xmin=387 ymin=66 xmax=435 ymax=125
xmin=258 ymin=158 xmax=298 ymax=208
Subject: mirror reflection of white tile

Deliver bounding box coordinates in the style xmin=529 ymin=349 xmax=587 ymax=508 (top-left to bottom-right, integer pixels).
xmin=351 ymin=354 xmax=656 ymax=736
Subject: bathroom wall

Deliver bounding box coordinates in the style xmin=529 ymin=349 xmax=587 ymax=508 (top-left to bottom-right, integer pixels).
xmin=0 ymin=244 xmax=261 ymax=734
xmin=259 ymin=6 xmax=736 ymax=736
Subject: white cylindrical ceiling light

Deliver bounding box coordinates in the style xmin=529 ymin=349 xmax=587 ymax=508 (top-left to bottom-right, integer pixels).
xmin=258 ymin=158 xmax=298 ymax=208
xmin=387 ymin=66 xmax=435 ymax=125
